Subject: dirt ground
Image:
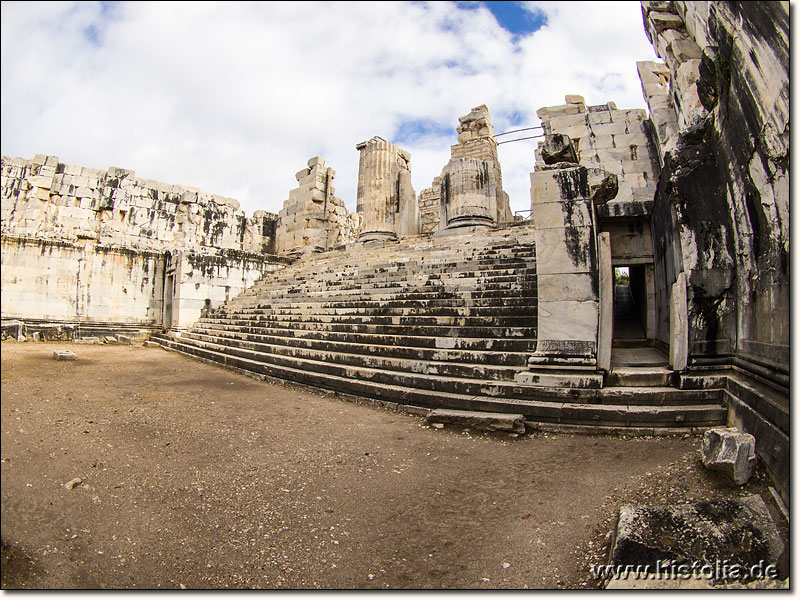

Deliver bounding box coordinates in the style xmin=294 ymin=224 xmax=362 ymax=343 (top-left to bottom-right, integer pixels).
xmin=0 ymin=342 xmax=788 ymax=589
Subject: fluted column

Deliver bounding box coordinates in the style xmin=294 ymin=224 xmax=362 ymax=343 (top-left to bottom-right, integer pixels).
xmin=439 ymin=157 xmax=495 ymax=229
xmin=356 ymin=137 xmax=399 ymax=242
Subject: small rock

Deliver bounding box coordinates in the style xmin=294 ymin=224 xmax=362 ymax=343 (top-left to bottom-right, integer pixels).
xmin=503 ymin=562 xmax=511 ymax=569
xmin=64 ymin=478 xmax=83 ymax=490
xmin=431 ymin=423 xmax=444 ymax=429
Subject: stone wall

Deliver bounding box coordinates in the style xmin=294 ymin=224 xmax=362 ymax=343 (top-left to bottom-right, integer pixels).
xmin=639 ymin=1 xmax=789 ymax=501
xmin=2 ymin=236 xmax=164 ymax=324
xmin=536 ymin=95 xmax=660 ymax=206
xmin=640 ymin=1 xmax=789 ymax=373
xmin=1 ymin=154 xmax=284 ymax=331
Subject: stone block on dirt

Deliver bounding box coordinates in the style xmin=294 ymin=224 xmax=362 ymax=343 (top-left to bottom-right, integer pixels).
xmin=426 ymin=409 xmax=526 ymax=434
xmin=609 ymin=495 xmax=783 ymax=578
xmin=37 ymin=324 xmax=76 ymax=341
xmin=53 ymin=350 xmax=77 ymax=361
xmin=701 ymin=427 xmax=757 ymax=485
xmin=3 ymin=320 xmax=25 ymax=340
xmin=116 ymin=335 xmax=132 ymax=345
xmin=104 ymin=336 xmax=118 ymax=344
xmin=64 ymin=477 xmax=83 ymax=490
xmin=143 ymin=341 xmax=160 ymax=348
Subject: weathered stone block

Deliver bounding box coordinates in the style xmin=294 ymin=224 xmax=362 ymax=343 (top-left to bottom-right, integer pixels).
xmin=53 ymin=350 xmax=77 ymax=361
xmin=609 ymin=496 xmax=783 ymax=577
xmin=538 ymin=299 xmax=598 ymax=342
xmin=702 ymin=428 xmax=757 ymax=485
xmin=426 ymin=409 xmax=525 ymax=434
xmin=541 ymin=134 xmax=578 ymax=165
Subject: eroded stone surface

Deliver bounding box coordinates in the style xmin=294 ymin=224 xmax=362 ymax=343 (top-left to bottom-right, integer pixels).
xmin=610 ymin=495 xmax=784 ymax=576
xmin=426 ymin=409 xmax=526 ymax=434
xmin=701 ymin=427 xmax=757 ymax=485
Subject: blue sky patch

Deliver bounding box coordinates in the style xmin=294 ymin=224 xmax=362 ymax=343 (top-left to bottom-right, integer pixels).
xmin=394 ymin=119 xmax=453 ymax=144
xmin=480 ymin=2 xmax=547 ymax=36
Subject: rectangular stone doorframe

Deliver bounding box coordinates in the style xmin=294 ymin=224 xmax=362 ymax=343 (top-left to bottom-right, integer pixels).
xmin=597 ymin=232 xmax=613 ymax=372
xmin=162 ymin=251 xmax=178 ymax=331
xmin=670 ymin=271 xmax=688 ymax=370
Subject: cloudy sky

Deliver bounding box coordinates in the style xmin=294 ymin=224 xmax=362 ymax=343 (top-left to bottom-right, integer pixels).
xmin=1 ymin=1 xmax=658 ymax=217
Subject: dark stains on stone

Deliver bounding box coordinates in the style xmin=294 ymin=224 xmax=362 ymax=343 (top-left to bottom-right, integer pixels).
xmin=554 ymin=167 xmax=589 ymax=202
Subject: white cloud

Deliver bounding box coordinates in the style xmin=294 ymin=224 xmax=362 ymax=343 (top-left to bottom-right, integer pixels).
xmin=1 ymin=1 xmax=658 ymax=217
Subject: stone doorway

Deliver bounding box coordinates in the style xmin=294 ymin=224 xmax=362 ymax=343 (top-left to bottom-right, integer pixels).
xmin=611 ymin=265 xmax=664 ymax=367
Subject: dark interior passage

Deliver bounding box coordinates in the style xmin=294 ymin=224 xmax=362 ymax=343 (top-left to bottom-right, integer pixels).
xmin=613 ymin=266 xmax=646 ymax=342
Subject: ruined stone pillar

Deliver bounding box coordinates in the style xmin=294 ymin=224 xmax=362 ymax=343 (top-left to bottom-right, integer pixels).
xmin=597 ymin=232 xmax=613 ymax=372
xmin=439 ymin=157 xmax=496 ymax=230
xmin=450 ymin=105 xmax=512 ymax=225
xmin=517 ymin=158 xmax=618 ymax=388
xmin=275 ymin=157 xmax=353 ymax=257
xmin=355 ymin=137 xmax=417 ymax=243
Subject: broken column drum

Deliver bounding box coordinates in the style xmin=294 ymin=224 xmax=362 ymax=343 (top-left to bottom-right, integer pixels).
xmin=440 ymin=157 xmax=496 ymax=229
xmin=355 ymin=137 xmax=415 ymax=243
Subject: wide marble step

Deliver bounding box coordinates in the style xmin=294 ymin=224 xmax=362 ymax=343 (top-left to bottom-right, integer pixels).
xmin=197 ymin=317 xmax=538 ymax=339
xmin=191 ymin=323 xmax=541 ymax=353
xmin=151 ymin=334 xmax=726 ymax=428
xmin=179 ymin=330 xmax=526 ymax=381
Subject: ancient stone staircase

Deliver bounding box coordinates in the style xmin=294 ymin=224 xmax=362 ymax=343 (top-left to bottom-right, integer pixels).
xmin=151 ymin=225 xmax=726 ymax=432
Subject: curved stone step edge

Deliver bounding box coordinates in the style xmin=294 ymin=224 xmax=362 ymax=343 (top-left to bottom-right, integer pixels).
xmin=186 ymin=327 xmax=532 ymax=366
xmin=230 ymin=294 xmax=538 ymax=310
xmin=153 ymin=337 xmax=727 ymax=428
xmin=248 ymin=261 xmax=538 ymax=287
xmin=189 ymin=324 xmax=540 ymax=353
xmin=201 ymin=315 xmax=539 ymax=328
xmin=230 ymin=306 xmax=538 ymax=319
xmin=180 ymin=330 xmax=527 ymax=381
xmin=154 ymin=335 xmax=725 ymax=410
xmin=193 ymin=319 xmax=538 ymax=339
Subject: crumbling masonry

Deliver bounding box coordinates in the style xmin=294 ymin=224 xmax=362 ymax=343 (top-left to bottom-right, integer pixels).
xmin=1 ymin=2 xmax=788 ymax=503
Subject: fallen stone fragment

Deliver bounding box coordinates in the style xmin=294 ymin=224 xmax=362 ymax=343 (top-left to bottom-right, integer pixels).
xmin=1 ymin=319 xmax=25 ymax=340
xmin=104 ymin=336 xmax=117 ymax=344
xmin=701 ymin=427 xmax=757 ymax=485
xmin=609 ymin=495 xmax=783 ymax=582
xmin=426 ymin=409 xmax=526 ymax=434
xmin=64 ymin=477 xmax=83 ymax=490
xmin=541 ymin=133 xmax=578 ymax=165
xmin=53 ymin=350 xmax=77 ymax=361
xmin=143 ymin=341 xmax=160 ymax=348
xmin=116 ymin=335 xmax=132 ymax=345
xmin=74 ymin=337 xmax=100 ymax=345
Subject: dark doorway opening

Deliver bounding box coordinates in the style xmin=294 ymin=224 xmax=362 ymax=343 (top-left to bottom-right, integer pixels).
xmin=613 ymin=266 xmax=645 ymax=343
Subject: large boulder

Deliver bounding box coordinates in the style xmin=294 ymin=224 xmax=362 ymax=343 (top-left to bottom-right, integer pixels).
xmin=702 ymin=427 xmax=757 ymax=485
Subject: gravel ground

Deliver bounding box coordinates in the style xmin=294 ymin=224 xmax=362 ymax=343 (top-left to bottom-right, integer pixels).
xmin=0 ymin=342 xmax=788 ymax=589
